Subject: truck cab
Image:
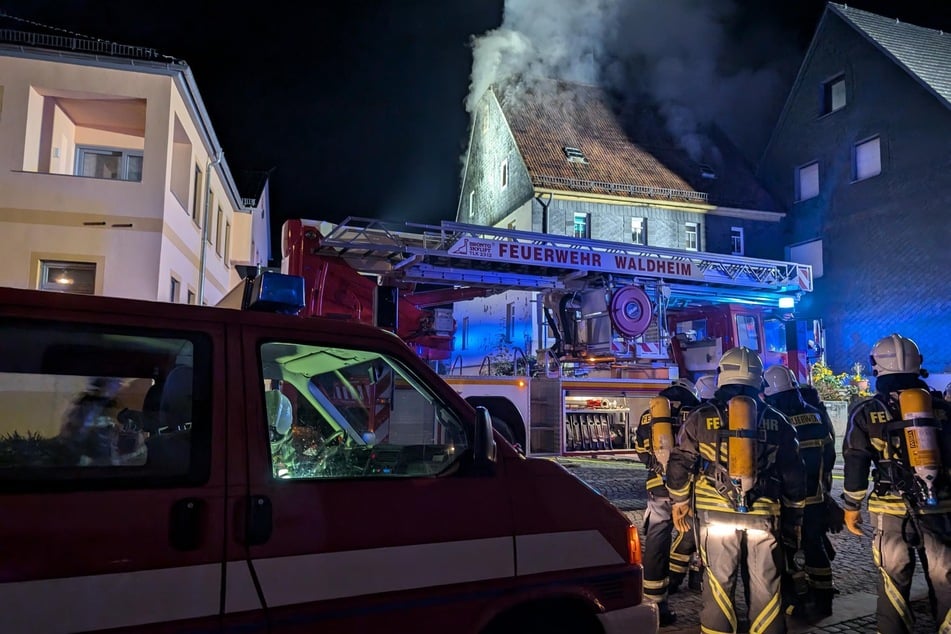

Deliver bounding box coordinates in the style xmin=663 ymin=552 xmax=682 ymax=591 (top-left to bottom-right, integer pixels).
xmin=0 ymin=280 xmax=656 ymax=634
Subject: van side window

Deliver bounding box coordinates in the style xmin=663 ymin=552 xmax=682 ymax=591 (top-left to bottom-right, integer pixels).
xmin=0 ymin=319 xmax=212 ymax=488
xmin=261 ymin=341 xmax=468 ymax=480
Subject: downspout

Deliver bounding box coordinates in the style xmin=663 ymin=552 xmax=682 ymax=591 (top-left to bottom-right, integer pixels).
xmin=535 ymin=192 xmax=552 ymax=234
xmin=198 ymin=151 xmax=223 ymax=304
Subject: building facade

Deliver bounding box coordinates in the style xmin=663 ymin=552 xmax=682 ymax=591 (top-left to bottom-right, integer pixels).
xmin=453 ymin=80 xmax=789 ymax=370
xmin=758 ymin=3 xmax=951 ymax=376
xmin=0 ymin=28 xmax=269 ymax=305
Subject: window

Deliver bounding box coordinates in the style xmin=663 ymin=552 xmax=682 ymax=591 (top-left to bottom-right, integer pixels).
xmin=75 ymin=147 xmax=142 ymax=182
xmin=735 ymin=314 xmax=760 ymax=351
xmin=38 ymin=260 xmax=96 ymax=294
xmin=461 ymin=316 xmax=469 ymax=350
xmin=731 ymin=227 xmax=745 ymax=256
xmin=187 ymin=290 xmax=196 ymax=305
xmin=192 ymin=164 xmax=202 ymax=224
xmin=573 ymin=212 xmax=590 ymax=239
xmin=215 ymin=206 xmax=223 ymax=255
xmin=796 ymin=162 xmax=819 ymax=201
xmin=170 ymin=277 xmax=180 ymax=303
xmin=468 ymin=191 xmax=475 ymax=219
xmin=631 ymin=217 xmax=647 ymax=245
xmin=821 ymin=75 xmax=846 ymax=115
xmin=854 ymin=136 xmax=881 ymax=181
xmin=224 ymin=222 xmax=232 ymax=266
xmin=500 ymin=160 xmax=509 ymax=190
xmin=563 ymin=146 xmax=588 ymax=164
xmin=0 ymin=319 xmax=211 ymax=484
xmin=505 ymin=302 xmax=515 ymax=343
xmin=685 ymin=223 xmax=698 ymax=251
xmin=260 ymin=341 xmax=468 ymax=480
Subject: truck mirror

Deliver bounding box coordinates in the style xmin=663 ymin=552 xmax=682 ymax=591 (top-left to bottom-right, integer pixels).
xmin=473 ymin=406 xmax=497 ymax=468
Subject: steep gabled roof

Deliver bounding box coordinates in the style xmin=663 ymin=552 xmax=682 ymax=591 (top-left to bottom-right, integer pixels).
xmin=830 ymin=3 xmax=951 ymax=110
xmin=496 ymin=79 xmax=780 ymax=212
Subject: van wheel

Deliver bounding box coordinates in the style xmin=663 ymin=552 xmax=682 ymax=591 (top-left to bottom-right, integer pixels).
xmin=481 ymin=599 xmax=601 ymax=634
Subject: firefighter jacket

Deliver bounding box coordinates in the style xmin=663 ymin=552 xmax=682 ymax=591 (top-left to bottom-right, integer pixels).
xmin=635 ymin=386 xmax=698 ymax=497
xmin=842 ymin=376 xmax=951 ymax=517
xmin=666 ymin=387 xmax=806 ymax=527
xmin=765 ymin=389 xmax=835 ymax=507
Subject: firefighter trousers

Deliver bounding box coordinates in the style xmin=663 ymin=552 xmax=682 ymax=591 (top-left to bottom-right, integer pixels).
xmin=784 ymin=503 xmax=834 ymax=613
xmin=871 ymin=512 xmax=951 ymax=634
xmin=699 ymin=516 xmax=785 ymax=634
xmin=643 ymin=492 xmax=697 ymax=602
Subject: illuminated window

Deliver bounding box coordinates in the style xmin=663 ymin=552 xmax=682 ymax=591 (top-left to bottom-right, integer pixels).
xmin=39 ymin=260 xmax=95 ymax=294
xmin=631 ymin=217 xmax=647 ymax=245
xmin=854 ymin=136 xmax=881 ymax=181
xmin=821 ymin=75 xmax=846 ymax=115
xmin=506 ymin=302 xmax=516 ymax=343
xmin=796 ymin=162 xmax=819 ymax=201
xmin=573 ymin=212 xmax=590 ymax=239
xmin=685 ymin=223 xmax=698 ymax=251
xmin=731 ymin=227 xmax=744 ymax=255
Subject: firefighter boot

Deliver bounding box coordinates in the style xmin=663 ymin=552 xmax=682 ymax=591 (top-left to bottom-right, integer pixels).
xmin=657 ymin=601 xmax=677 ymax=627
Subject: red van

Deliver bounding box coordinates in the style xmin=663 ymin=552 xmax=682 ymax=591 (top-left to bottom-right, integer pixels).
xmin=0 ymin=281 xmax=656 ymax=633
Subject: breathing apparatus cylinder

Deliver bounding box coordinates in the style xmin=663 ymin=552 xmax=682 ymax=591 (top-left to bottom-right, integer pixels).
xmin=650 ymin=395 xmax=675 ymax=476
xmin=897 ymin=388 xmax=941 ymax=507
xmin=727 ymin=395 xmax=757 ymax=512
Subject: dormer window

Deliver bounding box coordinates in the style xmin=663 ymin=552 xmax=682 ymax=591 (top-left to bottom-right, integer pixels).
xmin=563 ymin=146 xmax=588 ymax=164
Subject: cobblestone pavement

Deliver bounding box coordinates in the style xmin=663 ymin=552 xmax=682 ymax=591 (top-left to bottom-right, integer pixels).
xmin=555 ymin=456 xmax=937 ymax=634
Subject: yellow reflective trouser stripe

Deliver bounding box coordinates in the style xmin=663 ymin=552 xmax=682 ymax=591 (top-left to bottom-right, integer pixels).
xmin=703 ymin=559 xmax=738 ymax=632
xmin=798 ymin=438 xmax=830 ymax=448
xmin=670 ymin=550 xmax=690 ymax=563
xmin=701 ymin=627 xmax=735 ymax=634
xmin=844 ymin=488 xmax=868 ymax=504
xmin=750 ymin=590 xmax=781 ymax=634
xmin=940 ymin=606 xmax=951 ymax=634
xmin=695 ymin=483 xmax=779 ymax=515
xmin=668 ymin=482 xmax=692 ymax=498
xmin=644 ymin=578 xmax=668 ymax=590
xmin=805 ymin=565 xmax=832 ymax=575
xmin=873 ymin=536 xmax=913 ymax=632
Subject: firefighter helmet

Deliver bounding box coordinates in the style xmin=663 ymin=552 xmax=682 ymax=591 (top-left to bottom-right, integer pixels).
xmin=669 ymin=378 xmax=699 ymax=399
xmin=716 ymin=346 xmax=764 ymax=389
xmin=869 ymin=333 xmax=923 ymax=377
xmin=763 ymin=365 xmax=799 ymax=396
xmin=695 ymin=374 xmax=717 ymax=400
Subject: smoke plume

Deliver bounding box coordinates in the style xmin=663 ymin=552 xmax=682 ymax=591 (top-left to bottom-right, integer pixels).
xmin=466 ymin=0 xmax=804 ymax=163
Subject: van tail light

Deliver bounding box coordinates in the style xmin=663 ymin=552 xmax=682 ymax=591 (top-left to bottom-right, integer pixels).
xmin=627 ymin=525 xmax=641 ymax=565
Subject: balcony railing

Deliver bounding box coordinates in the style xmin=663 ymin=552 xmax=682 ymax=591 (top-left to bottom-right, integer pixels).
xmin=0 ymin=28 xmax=167 ymax=62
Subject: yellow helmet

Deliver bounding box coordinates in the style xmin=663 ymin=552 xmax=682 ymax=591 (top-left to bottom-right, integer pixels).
xmin=870 ymin=333 xmax=923 ymax=376
xmin=763 ymin=365 xmax=799 ymax=396
xmin=716 ymin=346 xmax=764 ymax=389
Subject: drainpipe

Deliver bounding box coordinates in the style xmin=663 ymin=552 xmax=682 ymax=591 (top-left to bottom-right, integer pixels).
xmin=198 ymin=151 xmax=223 ymax=304
xmin=535 ymin=192 xmax=552 ymax=234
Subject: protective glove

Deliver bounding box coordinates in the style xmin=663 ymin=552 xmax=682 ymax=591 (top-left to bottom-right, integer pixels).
xmin=782 ymin=523 xmax=802 ymax=551
xmin=672 ymin=501 xmax=692 ymax=533
xmin=825 ymin=495 xmax=846 ymax=534
xmin=844 ymin=509 xmax=863 ymax=536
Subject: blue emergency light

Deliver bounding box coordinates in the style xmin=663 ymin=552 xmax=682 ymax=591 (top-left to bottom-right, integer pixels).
xmin=245 ymin=272 xmax=306 ymax=315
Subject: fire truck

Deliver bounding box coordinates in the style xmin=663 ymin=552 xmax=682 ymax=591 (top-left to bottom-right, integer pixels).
xmin=277 ymin=217 xmax=823 ymax=457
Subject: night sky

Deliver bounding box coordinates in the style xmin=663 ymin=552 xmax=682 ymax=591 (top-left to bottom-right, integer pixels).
xmin=3 ymin=1 xmax=951 ymax=261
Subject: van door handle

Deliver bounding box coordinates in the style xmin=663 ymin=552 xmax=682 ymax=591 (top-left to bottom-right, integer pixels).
xmin=170 ymin=497 xmax=205 ymax=551
xmin=246 ymin=495 xmax=273 ymax=546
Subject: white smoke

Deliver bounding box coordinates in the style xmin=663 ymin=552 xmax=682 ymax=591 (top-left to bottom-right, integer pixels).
xmin=466 ymin=0 xmax=799 ymax=162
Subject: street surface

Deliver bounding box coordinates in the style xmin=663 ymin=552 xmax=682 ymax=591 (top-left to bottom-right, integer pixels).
xmin=557 ymin=456 xmax=937 ymax=633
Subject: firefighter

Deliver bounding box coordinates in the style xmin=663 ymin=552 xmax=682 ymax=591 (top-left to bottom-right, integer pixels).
xmin=842 ymin=333 xmax=951 ymax=634
xmin=763 ymin=365 xmax=837 ymax=619
xmin=634 ymin=378 xmax=701 ymax=625
xmin=667 ymin=347 xmax=806 ymax=634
